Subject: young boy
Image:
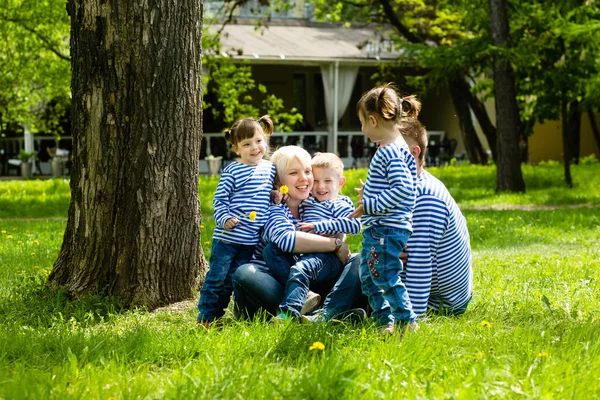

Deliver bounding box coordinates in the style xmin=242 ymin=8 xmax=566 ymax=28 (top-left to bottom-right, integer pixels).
xmin=264 ymin=152 xmax=361 ymax=319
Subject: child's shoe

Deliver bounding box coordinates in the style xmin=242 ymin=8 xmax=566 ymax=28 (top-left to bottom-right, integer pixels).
xmin=301 ymin=291 xmax=321 ymax=315
xmin=271 ymin=312 xmax=293 ymax=324
xmin=196 ymin=319 xmax=213 ymax=330
xmin=399 ymin=321 xmax=419 ymax=340
xmin=380 ymin=323 xmax=395 ymax=336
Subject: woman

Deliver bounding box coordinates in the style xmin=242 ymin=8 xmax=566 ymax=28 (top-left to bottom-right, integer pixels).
xmin=232 ymin=146 xmax=360 ymax=319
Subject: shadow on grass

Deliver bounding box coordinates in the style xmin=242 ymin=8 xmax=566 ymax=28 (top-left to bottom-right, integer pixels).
xmin=0 ymin=279 xmax=125 ymax=328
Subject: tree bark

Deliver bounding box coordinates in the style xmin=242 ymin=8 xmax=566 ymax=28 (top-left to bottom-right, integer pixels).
xmin=447 ymin=79 xmax=488 ymax=164
xmin=49 ymin=0 xmax=207 ymax=309
xmin=489 ymin=0 xmax=525 ymax=192
xmin=588 ymin=109 xmax=600 ymax=153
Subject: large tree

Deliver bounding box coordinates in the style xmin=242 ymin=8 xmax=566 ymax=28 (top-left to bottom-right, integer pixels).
xmin=48 ymin=1 xmax=206 ymax=308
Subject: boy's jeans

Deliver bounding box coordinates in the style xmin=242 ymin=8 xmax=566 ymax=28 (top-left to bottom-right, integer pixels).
xmin=360 ymin=226 xmax=417 ymax=326
xmin=197 ymin=239 xmax=255 ymax=322
xmin=263 ymin=243 xmax=343 ymax=317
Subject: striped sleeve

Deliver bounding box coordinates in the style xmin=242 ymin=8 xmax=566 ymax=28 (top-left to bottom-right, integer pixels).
xmin=262 ymin=205 xmax=297 ymax=253
xmin=213 ymin=170 xmax=236 ymax=228
xmin=403 ymin=194 xmax=447 ymax=316
xmin=363 ymin=151 xmax=415 ymax=215
xmin=312 ymin=197 xmax=362 ymax=235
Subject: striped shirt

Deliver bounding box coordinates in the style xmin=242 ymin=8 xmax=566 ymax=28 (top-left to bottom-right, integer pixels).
xmin=400 ymin=170 xmax=473 ymax=316
xmin=361 ymin=142 xmax=417 ymax=231
xmin=303 ymin=195 xmax=362 ymax=235
xmin=213 ymin=160 xmax=276 ymax=245
xmin=260 ymin=202 xmax=303 ymax=253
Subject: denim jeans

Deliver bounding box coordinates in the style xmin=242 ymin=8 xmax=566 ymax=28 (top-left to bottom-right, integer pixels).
xmin=278 ymin=252 xmax=343 ymax=317
xmin=197 ymin=240 xmax=255 ymax=322
xmin=262 ymin=242 xmax=296 ymax=285
xmin=320 ymin=253 xmax=368 ymax=320
xmin=360 ymin=226 xmax=417 ymax=325
xmin=233 ymin=262 xmax=284 ymax=319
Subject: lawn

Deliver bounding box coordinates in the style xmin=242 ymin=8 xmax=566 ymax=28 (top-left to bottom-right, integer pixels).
xmin=1 ymin=162 xmax=599 ymax=398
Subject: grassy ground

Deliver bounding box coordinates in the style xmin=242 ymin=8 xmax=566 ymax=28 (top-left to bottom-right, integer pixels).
xmin=1 ymin=163 xmax=599 ymax=398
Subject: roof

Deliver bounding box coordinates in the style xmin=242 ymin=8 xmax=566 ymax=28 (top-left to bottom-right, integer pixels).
xmin=211 ymin=22 xmax=400 ymax=65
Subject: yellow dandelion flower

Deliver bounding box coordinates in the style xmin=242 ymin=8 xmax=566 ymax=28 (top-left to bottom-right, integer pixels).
xmin=279 ymin=185 xmax=289 ymax=195
xmin=537 ymin=352 xmax=549 ymax=357
xmin=485 ymin=218 xmax=491 ymax=222
xmin=203 ymin=241 xmax=210 ymax=245
xmin=474 ymin=352 xmax=486 ymax=359
xmin=31 ymin=252 xmax=36 ymax=256
xmin=33 ymin=240 xmax=40 ymax=245
xmin=309 ymin=341 xmax=325 ymax=351
xmin=249 ymin=211 xmax=257 ymax=221
xmin=481 ymin=320 xmax=492 ymax=328
xmin=17 ymin=240 xmax=23 ymax=245
xmin=42 ymin=192 xmax=46 ymax=197
xmin=200 ymin=225 xmax=205 ymax=229
xmin=508 ymin=217 xmax=513 ymax=221
xmin=1 ymin=230 xmax=5 ymax=234
xmin=6 ymin=235 xmax=13 ymax=239
xmin=479 ymin=225 xmax=485 ymax=229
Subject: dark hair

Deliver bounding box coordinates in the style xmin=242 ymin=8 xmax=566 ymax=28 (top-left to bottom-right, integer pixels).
xmin=223 ymin=115 xmax=274 ymax=146
xmin=397 ymin=118 xmax=428 ymax=164
xmin=356 ymin=83 xmax=421 ymax=122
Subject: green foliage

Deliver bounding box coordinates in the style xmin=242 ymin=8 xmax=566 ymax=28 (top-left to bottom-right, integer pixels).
xmin=1 ymin=168 xmax=600 ymax=397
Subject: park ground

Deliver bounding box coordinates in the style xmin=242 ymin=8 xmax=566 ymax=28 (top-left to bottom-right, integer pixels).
xmin=0 ymin=160 xmax=599 ymax=399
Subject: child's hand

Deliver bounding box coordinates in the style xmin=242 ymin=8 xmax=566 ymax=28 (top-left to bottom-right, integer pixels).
xmin=399 ymin=250 xmax=408 ymax=268
xmin=224 ymin=218 xmax=239 ymax=230
xmin=270 ymin=190 xmax=283 ymax=204
xmin=298 ymin=222 xmax=315 ymax=232
xmin=349 ymin=205 xmax=364 ymax=218
xmin=354 ymin=179 xmax=365 ymax=201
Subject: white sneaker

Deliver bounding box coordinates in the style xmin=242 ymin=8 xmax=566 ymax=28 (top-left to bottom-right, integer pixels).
xmin=380 ymin=323 xmax=394 ymax=336
xmin=301 ymin=291 xmax=321 ymax=315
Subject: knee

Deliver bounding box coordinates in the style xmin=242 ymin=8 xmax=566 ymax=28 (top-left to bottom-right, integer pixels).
xmin=233 ymin=263 xmax=257 ymax=287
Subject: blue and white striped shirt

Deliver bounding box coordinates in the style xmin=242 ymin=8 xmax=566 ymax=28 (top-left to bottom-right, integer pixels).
xmin=213 ymin=160 xmax=276 ymax=245
xmin=400 ymin=170 xmax=473 ymax=316
xmin=361 ymin=142 xmax=417 ymax=231
xmin=303 ymin=195 xmax=362 ymax=235
xmin=260 ymin=202 xmax=303 ymax=253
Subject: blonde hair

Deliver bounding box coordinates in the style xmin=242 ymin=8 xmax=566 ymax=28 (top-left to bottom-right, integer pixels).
xmin=356 ymin=83 xmax=421 ymax=123
xmin=270 ymin=145 xmax=312 ymax=176
xmin=311 ymin=152 xmax=344 ymax=178
xmin=224 ymin=115 xmax=274 ymax=146
xmin=398 ymin=118 xmax=428 ymax=164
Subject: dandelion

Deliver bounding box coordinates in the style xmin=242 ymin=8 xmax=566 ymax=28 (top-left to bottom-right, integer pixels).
xmin=309 ymin=341 xmax=325 ymax=351
xmin=200 ymin=225 xmax=205 ymax=229
xmin=204 ymin=241 xmax=210 ymax=245
xmin=537 ymin=352 xmax=549 ymax=357
xmin=17 ymin=240 xmax=23 ymax=245
xmin=33 ymin=240 xmax=40 ymax=245
xmin=249 ymin=211 xmax=257 ymax=221
xmin=479 ymin=225 xmax=485 ymax=229
xmin=6 ymin=235 xmax=13 ymax=239
xmin=279 ymin=185 xmax=289 ymax=195
xmin=508 ymin=217 xmax=514 ymax=221
xmin=1 ymin=230 xmax=5 ymax=234
xmin=42 ymin=192 xmax=46 ymax=197
xmin=481 ymin=320 xmax=492 ymax=328
xmin=31 ymin=252 xmax=36 ymax=256
xmin=474 ymin=352 xmax=486 ymax=359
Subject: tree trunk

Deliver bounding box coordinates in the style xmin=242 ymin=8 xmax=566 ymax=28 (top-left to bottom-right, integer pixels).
xmin=588 ymin=109 xmax=600 ymax=153
xmin=571 ymin=102 xmax=581 ymax=164
xmin=561 ymin=99 xmax=573 ymax=187
xmin=489 ymin=0 xmax=525 ymax=192
xmin=447 ymin=79 xmax=488 ymax=164
xmin=48 ymin=0 xmax=207 ymax=309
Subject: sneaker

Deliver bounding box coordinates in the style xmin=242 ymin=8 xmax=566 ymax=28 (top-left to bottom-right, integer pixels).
xmin=300 ymin=291 xmax=321 ymax=315
xmin=380 ymin=323 xmax=395 ymax=336
xmin=399 ymin=321 xmax=419 ymax=340
xmin=331 ymin=308 xmax=367 ymax=324
xmin=271 ymin=312 xmax=293 ymax=325
xmin=301 ymin=312 xmax=325 ymax=324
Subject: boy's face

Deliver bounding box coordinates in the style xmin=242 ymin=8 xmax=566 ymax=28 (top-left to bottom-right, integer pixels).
xmin=312 ymin=167 xmax=345 ymax=202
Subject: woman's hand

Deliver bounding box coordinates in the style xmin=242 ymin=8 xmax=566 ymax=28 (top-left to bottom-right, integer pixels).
xmin=335 ymin=241 xmax=351 ymax=265
xmin=224 ymin=218 xmax=239 ymax=230
xmin=349 ymin=205 xmax=364 ymax=218
xmin=298 ymin=222 xmax=314 ymax=232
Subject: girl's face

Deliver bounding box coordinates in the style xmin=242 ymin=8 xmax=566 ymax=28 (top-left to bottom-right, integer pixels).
xmin=278 ymin=157 xmax=313 ymax=202
xmin=359 ymin=111 xmax=380 ymax=143
xmin=233 ymin=130 xmax=267 ymax=165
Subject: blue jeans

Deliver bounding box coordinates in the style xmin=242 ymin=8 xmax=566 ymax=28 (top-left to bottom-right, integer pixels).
xmin=233 ymin=262 xmax=283 ymax=319
xmin=278 ymin=252 xmax=343 ymax=317
xmin=320 ymin=253 xmax=368 ymax=320
xmin=360 ymin=226 xmax=417 ymax=325
xmin=197 ymin=240 xmax=255 ymax=322
xmin=262 ymin=243 xmax=296 ymax=285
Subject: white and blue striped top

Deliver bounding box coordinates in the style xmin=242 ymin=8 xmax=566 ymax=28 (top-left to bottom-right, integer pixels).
xmin=213 ymin=160 xmax=276 ymax=245
xmin=303 ymin=195 xmax=362 ymax=235
xmin=361 ymin=142 xmax=417 ymax=231
xmin=400 ymin=170 xmax=473 ymax=316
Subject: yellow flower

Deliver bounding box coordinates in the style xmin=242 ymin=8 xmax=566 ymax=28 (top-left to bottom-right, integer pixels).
xmin=474 ymin=352 xmax=486 ymax=359
xmin=17 ymin=240 xmax=23 ymax=245
xmin=249 ymin=211 xmax=257 ymax=221
xmin=279 ymin=185 xmax=289 ymax=195
xmin=508 ymin=217 xmax=513 ymax=221
xmin=33 ymin=240 xmax=40 ymax=245
xmin=204 ymin=241 xmax=210 ymax=245
xmin=6 ymin=235 xmax=13 ymax=239
xmin=31 ymin=252 xmax=36 ymax=256
xmin=200 ymin=225 xmax=205 ymax=229
xmin=42 ymin=192 xmax=46 ymax=197
xmin=1 ymin=230 xmax=5 ymax=234
xmin=479 ymin=225 xmax=485 ymax=229
xmin=537 ymin=352 xmax=549 ymax=357
xmin=481 ymin=320 xmax=492 ymax=328
xmin=309 ymin=341 xmax=325 ymax=351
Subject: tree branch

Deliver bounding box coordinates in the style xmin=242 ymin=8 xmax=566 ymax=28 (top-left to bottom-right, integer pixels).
xmin=2 ymin=16 xmax=70 ymax=62
xmin=377 ymin=0 xmax=422 ymax=44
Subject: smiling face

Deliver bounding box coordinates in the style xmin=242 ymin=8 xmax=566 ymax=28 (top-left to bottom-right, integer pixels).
xmin=232 ymin=130 xmax=267 ymax=165
xmin=312 ymin=166 xmax=345 ymax=202
xmin=278 ymin=157 xmax=314 ymax=202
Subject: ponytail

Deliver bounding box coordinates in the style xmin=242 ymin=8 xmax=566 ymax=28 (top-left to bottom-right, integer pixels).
xmin=358 ymin=83 xmax=416 ymax=123
xmin=257 ymin=115 xmax=274 ymax=136
xmin=400 ymin=95 xmax=421 ymax=119
xmin=224 ymin=115 xmax=273 ymax=146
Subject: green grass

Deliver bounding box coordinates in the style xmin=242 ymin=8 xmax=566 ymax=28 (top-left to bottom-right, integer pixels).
xmin=1 ymin=163 xmax=600 ymax=398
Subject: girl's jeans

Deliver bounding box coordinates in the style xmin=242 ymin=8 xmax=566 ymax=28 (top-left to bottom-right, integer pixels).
xmin=197 ymin=240 xmax=255 ymax=322
xmin=360 ymin=226 xmax=417 ymax=326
